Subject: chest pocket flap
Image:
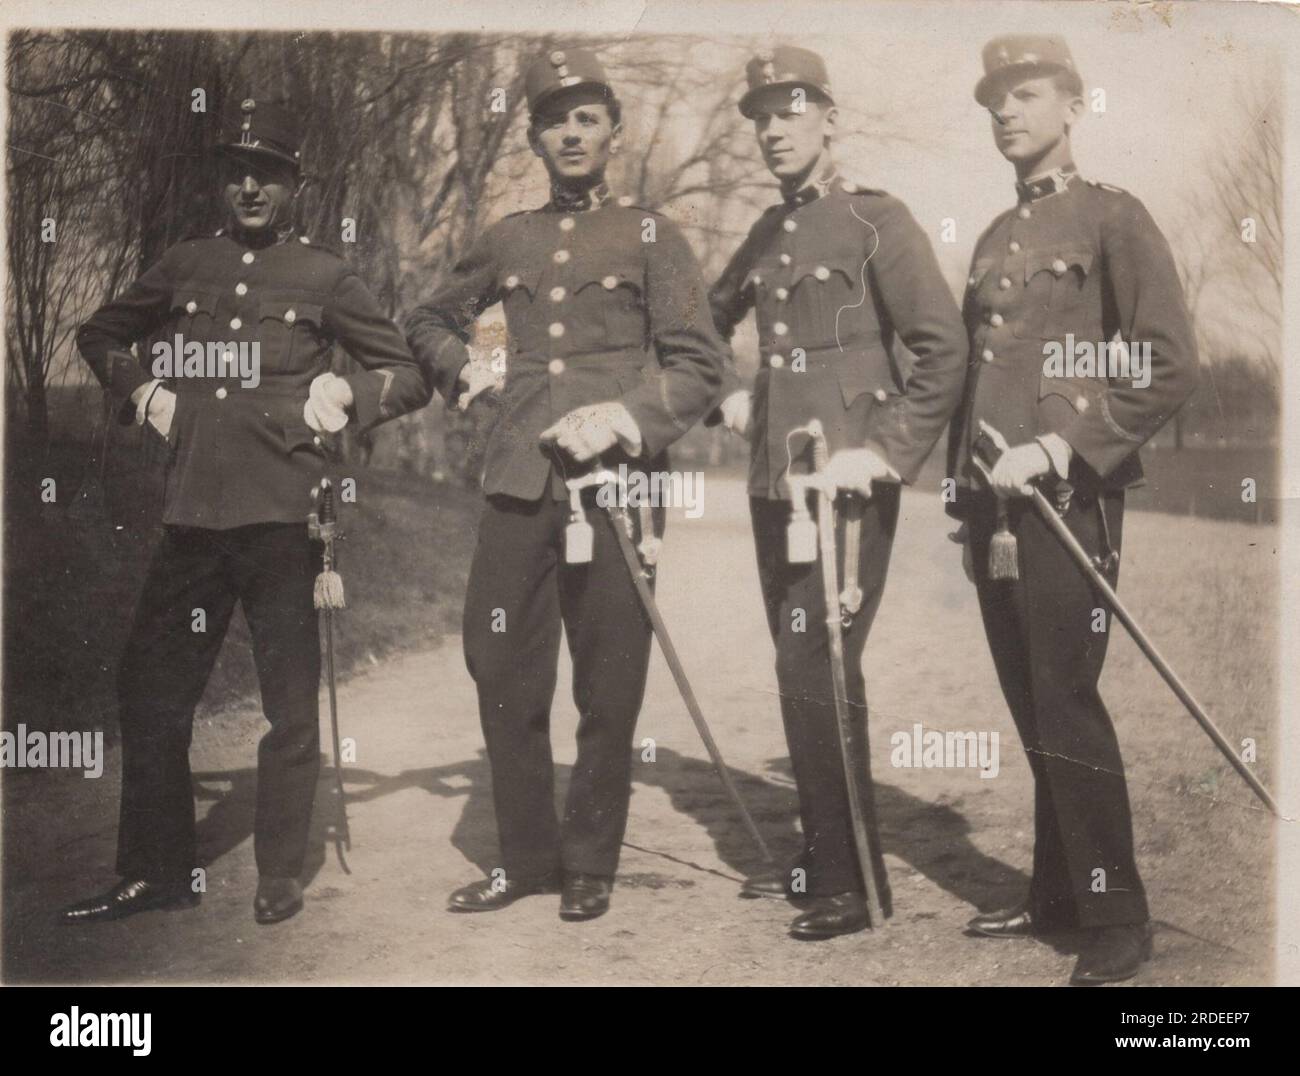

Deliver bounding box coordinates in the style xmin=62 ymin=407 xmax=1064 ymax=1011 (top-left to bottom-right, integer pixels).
xmin=258 ymin=299 xmax=324 ymax=328
xmin=1025 ymin=247 xmax=1094 ymax=284
xmin=171 ymin=288 xmax=218 ymax=317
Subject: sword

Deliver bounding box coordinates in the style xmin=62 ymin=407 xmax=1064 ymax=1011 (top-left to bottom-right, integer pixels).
xmin=796 ymin=419 xmax=888 ymax=925
xmin=972 ymin=421 xmax=1281 ymax=817
xmin=310 ymin=477 xmax=352 ymax=872
xmin=564 ymin=469 xmax=775 ymax=866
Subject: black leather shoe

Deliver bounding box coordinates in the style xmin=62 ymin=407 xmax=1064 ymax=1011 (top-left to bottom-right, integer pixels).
xmin=740 ymin=863 xmax=807 ymax=900
xmin=447 ymin=874 xmax=558 ymax=913
xmin=254 ymin=877 xmax=304 ymax=925
xmin=1070 ymin=924 xmax=1153 ymax=985
xmin=788 ymin=892 xmax=869 ymax=939
xmin=61 ymin=878 xmax=198 ymax=925
xmin=966 ymin=901 xmax=1036 ymax=938
xmin=559 ymin=874 xmax=613 ymax=921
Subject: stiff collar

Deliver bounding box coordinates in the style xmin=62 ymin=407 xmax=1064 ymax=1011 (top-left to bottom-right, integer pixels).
xmin=783 ymin=165 xmax=839 ymax=208
xmin=548 ymin=180 xmax=612 ymax=213
xmin=1016 ymin=165 xmax=1078 ymax=204
xmin=224 ymin=222 xmax=297 ymax=248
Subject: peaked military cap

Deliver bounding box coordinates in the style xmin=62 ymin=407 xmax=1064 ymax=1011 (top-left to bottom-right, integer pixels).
xmin=525 ymin=47 xmax=614 ymax=117
xmin=974 ymin=34 xmax=1083 ymax=107
xmin=218 ymin=96 xmax=303 ymax=171
xmin=739 ymin=45 xmax=834 ymax=119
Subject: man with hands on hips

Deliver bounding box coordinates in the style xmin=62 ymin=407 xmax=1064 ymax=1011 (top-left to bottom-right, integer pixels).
xmin=63 ymin=96 xmax=429 ymax=928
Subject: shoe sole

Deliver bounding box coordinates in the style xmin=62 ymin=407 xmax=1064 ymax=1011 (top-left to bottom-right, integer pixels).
xmin=966 ymin=924 xmax=1036 ymax=939
xmin=788 ymin=923 xmax=869 ymax=940
xmin=1070 ymin=937 xmax=1154 ymax=985
xmin=559 ymin=906 xmax=609 ymax=922
xmin=254 ymin=899 xmax=303 ymax=925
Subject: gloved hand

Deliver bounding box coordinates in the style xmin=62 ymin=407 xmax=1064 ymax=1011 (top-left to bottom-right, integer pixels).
xmin=456 ymin=356 xmax=505 ymax=412
xmin=142 ymin=385 xmax=177 ymax=439
xmin=719 ymin=389 xmax=752 ymax=440
xmin=824 ymin=446 xmax=900 ymax=498
xmin=540 ymin=402 xmax=642 ymax=462
xmin=304 ymin=372 xmax=353 ymax=433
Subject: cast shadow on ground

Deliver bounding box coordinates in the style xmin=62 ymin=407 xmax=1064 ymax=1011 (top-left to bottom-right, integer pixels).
xmin=188 ymin=746 xmax=1027 ymax=914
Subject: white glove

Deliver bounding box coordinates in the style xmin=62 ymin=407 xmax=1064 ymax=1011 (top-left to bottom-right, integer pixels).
xmin=456 ymin=356 xmax=505 ymax=412
xmin=137 ymin=383 xmax=177 ymax=439
xmin=305 ymin=372 xmax=353 ymax=433
xmin=540 ymin=402 xmax=642 ymax=462
xmin=824 ymin=446 xmax=900 ymax=498
xmin=719 ymin=389 xmax=752 ymax=440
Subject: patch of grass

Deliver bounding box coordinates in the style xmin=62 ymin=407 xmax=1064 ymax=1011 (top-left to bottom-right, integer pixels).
xmin=3 ymin=430 xmax=480 ymax=739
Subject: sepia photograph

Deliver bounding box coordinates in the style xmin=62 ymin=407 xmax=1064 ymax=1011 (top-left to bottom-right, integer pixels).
xmin=1 ymin=0 xmax=1296 ymax=1020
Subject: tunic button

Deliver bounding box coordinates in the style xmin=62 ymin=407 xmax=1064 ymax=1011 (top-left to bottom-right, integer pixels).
xmin=1076 ymin=395 xmax=1090 ymax=412
xmin=314 ymin=436 xmax=322 ymax=446
xmin=779 ymin=253 xmax=791 ymax=265
xmin=1009 ymin=241 xmax=1021 ymax=253
xmin=981 ymin=349 xmax=994 ymax=362
xmin=242 ymin=251 xmax=255 ymax=264
xmin=215 ymin=387 xmax=228 ymax=399
xmin=874 ymin=389 xmax=888 ymax=403
xmin=814 ymin=266 xmax=830 ymax=281
xmin=967 ymin=276 xmax=976 ymax=287
xmin=230 ymin=317 xmax=242 ymax=330
xmin=284 ymin=309 xmax=296 ymax=324
xmin=235 ymin=283 xmax=248 ymax=296
xmin=185 ymin=300 xmax=197 ymax=314
xmin=775 ymin=287 xmax=789 ymax=301
xmin=553 ymin=249 xmax=570 ymax=264
xmin=998 ymin=277 xmax=1011 ymax=290
xmin=602 ymin=275 xmax=618 ymax=290
xmin=550 ymin=286 xmax=567 ymax=302
xmin=752 ymin=274 xmax=762 ymax=286
xmin=1052 ymin=258 xmax=1068 ymax=275
xmin=505 ymin=274 xmax=520 ymax=289
xmin=769 ymin=354 xmax=785 ymax=368
xmin=223 ymin=348 xmax=236 ymax=363
xmin=773 ymin=321 xmax=788 ymax=336
xmin=1017 ymin=206 xmax=1031 ymax=220
xmin=989 ymin=313 xmax=1004 ymax=327
xmin=548 ymin=358 xmax=565 ymax=375
xmin=783 ymin=219 xmax=797 ymax=233
xmin=559 ymin=217 xmax=575 ymax=232
xmin=549 ymin=322 xmax=565 ymax=338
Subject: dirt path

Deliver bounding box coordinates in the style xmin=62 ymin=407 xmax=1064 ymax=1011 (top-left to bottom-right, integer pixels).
xmin=3 ymin=478 xmax=1275 ymax=985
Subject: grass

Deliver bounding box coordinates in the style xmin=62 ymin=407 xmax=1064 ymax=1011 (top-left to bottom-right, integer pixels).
xmin=3 ymin=427 xmax=480 ymax=739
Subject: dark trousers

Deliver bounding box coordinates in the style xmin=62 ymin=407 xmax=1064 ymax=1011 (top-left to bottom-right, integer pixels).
xmin=750 ymin=487 xmax=898 ymax=902
xmin=462 ymin=493 xmax=653 ymax=880
xmin=116 ymin=524 xmax=321 ymax=883
xmin=969 ymin=488 xmax=1149 ymax=929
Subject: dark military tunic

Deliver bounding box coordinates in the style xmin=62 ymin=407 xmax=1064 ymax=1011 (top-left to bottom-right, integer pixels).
xmin=404 ymin=190 xmax=728 ymax=881
xmin=710 ymin=175 xmax=967 ymax=903
xmin=77 ymin=230 xmax=430 ymax=528
xmin=406 ymin=194 xmax=725 ymax=501
xmin=711 ymin=176 xmax=968 ymax=498
xmin=75 ymin=227 xmax=429 ymax=886
xmin=947 ymin=171 xmax=1199 ymax=508
xmin=946 ymin=170 xmax=1198 ymax=930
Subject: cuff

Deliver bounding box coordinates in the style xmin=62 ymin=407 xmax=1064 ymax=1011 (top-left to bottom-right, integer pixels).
xmin=610 ymin=402 xmax=644 ymax=457
xmin=1036 ymin=433 xmax=1073 ymax=480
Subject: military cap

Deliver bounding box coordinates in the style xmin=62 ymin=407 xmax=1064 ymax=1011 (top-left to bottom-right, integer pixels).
xmin=739 ymin=45 xmax=834 ymax=119
xmin=525 ymin=47 xmax=614 ymax=117
xmin=218 ymin=96 xmax=303 ymax=171
xmin=974 ymin=35 xmax=1083 ymax=108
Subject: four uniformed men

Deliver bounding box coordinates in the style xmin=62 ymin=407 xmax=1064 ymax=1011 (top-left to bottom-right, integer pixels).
xmin=947 ymin=35 xmax=1198 ymax=983
xmin=60 ymin=37 xmax=1200 ymax=983
xmin=62 ymin=98 xmax=431 ymax=925
xmin=709 ymin=46 xmax=966 ymax=937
